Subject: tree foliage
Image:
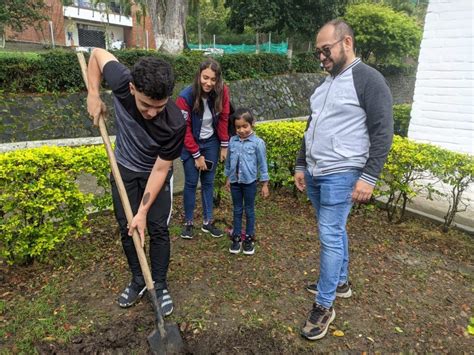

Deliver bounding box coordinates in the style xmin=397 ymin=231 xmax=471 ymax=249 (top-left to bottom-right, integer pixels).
xmin=0 ymin=0 xmax=48 ymax=36
xmin=344 ymin=3 xmax=422 ymax=66
xmin=225 ymin=0 xmax=348 ymax=40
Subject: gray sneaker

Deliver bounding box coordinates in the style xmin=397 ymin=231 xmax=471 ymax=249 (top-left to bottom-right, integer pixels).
xmin=301 ymin=303 xmax=336 ymax=341
xmin=180 ymin=224 xmax=193 ymax=239
xmin=306 ymin=281 xmax=352 ymax=298
xmin=156 ymin=288 xmax=174 ymax=316
xmin=201 ymin=223 xmax=223 ymax=238
xmin=118 ymin=279 xmax=147 ymax=308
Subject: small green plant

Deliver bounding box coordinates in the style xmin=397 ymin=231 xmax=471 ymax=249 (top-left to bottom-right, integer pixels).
xmin=378 ymin=136 xmax=441 ymax=223
xmin=468 ymin=316 xmax=474 ymax=336
xmin=430 ymin=149 xmax=474 ymax=232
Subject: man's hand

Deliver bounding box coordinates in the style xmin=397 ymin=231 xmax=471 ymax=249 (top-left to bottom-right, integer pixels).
xmin=128 ymin=211 xmax=147 ymax=248
xmin=294 ymin=171 xmax=306 ymax=192
xmin=225 ymin=178 xmax=230 ymax=192
xmin=351 ymin=179 xmax=374 ymax=203
xmin=220 ymin=147 xmax=228 ymax=162
xmin=87 ymin=93 xmax=107 ymax=127
xmin=195 ymin=155 xmax=207 ymax=171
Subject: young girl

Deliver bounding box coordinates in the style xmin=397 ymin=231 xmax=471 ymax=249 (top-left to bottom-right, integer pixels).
xmin=225 ymin=108 xmax=269 ymax=255
xmin=176 ymin=58 xmax=230 ymax=239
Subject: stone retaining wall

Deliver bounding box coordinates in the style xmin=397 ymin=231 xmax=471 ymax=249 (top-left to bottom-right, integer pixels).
xmin=0 ymin=72 xmax=414 ymax=143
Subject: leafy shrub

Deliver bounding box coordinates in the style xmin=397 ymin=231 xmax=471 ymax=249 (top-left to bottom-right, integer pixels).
xmin=255 ymin=121 xmax=306 ymax=189
xmin=0 ymin=50 xmax=291 ymax=93
xmin=344 ymin=3 xmax=422 ymax=69
xmin=0 ymin=54 xmax=42 ymax=92
xmin=378 ymin=136 xmax=440 ymax=222
xmin=430 ymin=149 xmax=474 ymax=231
xmin=0 ymin=146 xmax=110 ymax=265
xmin=219 ymin=53 xmax=289 ymax=80
xmin=38 ymin=50 xmax=85 ymax=92
xmin=393 ymin=104 xmax=411 ymax=137
xmin=292 ymin=52 xmax=322 ymax=73
xmin=214 ymin=120 xmax=306 ymax=203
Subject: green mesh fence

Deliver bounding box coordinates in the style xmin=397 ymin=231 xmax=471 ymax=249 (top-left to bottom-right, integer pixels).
xmin=188 ymin=42 xmax=288 ymax=54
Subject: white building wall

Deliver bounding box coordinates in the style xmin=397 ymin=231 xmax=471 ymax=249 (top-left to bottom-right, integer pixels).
xmin=408 ymin=0 xmax=474 ymax=155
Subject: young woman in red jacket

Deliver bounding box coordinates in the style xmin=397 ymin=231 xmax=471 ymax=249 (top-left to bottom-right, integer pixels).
xmin=176 ymin=58 xmax=230 ymax=239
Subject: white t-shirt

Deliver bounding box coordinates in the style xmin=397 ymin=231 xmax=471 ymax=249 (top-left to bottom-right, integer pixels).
xmin=199 ymin=98 xmax=214 ymax=139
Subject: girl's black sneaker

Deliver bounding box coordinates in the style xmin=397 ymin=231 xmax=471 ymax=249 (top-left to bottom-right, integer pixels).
xmin=242 ymin=235 xmax=255 ymax=255
xmin=229 ymin=235 xmax=241 ymax=254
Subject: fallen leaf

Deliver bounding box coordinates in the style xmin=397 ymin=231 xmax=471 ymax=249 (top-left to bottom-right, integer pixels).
xmin=395 ymin=327 xmax=404 ymax=333
xmin=333 ymin=330 xmax=344 ymax=337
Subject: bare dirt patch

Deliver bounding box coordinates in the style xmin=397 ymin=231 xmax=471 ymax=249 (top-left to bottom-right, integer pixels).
xmin=2 ymin=191 xmax=473 ymax=353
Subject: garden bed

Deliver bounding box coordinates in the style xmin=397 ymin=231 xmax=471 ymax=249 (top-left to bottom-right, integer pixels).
xmin=1 ymin=191 xmax=472 ymax=353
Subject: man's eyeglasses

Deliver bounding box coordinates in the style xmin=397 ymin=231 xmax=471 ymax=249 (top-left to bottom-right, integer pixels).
xmin=314 ymin=38 xmax=344 ymax=59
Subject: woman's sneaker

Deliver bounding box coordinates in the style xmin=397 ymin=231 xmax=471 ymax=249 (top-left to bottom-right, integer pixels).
xmin=229 ymin=235 xmax=241 ymax=254
xmin=301 ymin=303 xmax=336 ymax=340
xmin=305 ymin=281 xmax=352 ymax=298
xmin=180 ymin=224 xmax=193 ymax=239
xmin=118 ymin=279 xmax=147 ymax=308
xmin=242 ymin=235 xmax=255 ymax=255
xmin=201 ymin=223 xmax=223 ymax=238
xmin=156 ymin=288 xmax=174 ymax=316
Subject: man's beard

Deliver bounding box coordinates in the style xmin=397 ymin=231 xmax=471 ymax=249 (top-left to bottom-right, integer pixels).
xmin=328 ymin=51 xmax=347 ymax=77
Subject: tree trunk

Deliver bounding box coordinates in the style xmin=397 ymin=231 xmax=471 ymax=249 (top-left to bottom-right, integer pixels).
xmin=146 ymin=0 xmax=186 ymax=54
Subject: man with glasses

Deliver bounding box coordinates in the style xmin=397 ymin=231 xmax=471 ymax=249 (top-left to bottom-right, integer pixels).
xmin=294 ymin=19 xmax=393 ymax=340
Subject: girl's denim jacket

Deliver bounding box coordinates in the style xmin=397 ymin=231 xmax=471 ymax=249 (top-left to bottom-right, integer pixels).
xmin=224 ymin=133 xmax=270 ymax=184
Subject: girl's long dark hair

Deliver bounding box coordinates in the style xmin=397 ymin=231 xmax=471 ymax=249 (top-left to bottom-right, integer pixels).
xmin=191 ymin=58 xmax=224 ymax=114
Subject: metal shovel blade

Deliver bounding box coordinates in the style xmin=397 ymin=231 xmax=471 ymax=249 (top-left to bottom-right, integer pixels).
xmin=148 ymin=323 xmax=184 ymax=355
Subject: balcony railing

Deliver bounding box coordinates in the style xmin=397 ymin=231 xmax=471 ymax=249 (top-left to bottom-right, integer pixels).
xmin=71 ymin=0 xmax=125 ymax=16
xmin=63 ymin=2 xmax=133 ymax=27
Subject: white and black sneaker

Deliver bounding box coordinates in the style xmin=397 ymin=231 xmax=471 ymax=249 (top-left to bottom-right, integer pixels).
xmin=156 ymin=288 xmax=174 ymax=316
xmin=201 ymin=223 xmax=223 ymax=238
xmin=229 ymin=235 xmax=241 ymax=254
xmin=118 ymin=279 xmax=147 ymax=308
xmin=242 ymin=235 xmax=255 ymax=255
xmin=306 ymin=281 xmax=352 ymax=298
xmin=180 ymin=224 xmax=193 ymax=239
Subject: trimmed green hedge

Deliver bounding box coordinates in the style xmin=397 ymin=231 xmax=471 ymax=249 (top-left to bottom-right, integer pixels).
xmin=292 ymin=52 xmax=322 ymax=73
xmin=3 ymin=120 xmax=469 ymax=264
xmin=0 ymin=146 xmax=110 ymax=265
xmin=0 ymin=49 xmax=322 ymax=93
xmin=393 ymin=103 xmax=411 ymax=137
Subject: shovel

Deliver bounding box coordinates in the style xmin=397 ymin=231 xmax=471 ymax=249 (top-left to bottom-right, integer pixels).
xmin=77 ymin=52 xmax=184 ymax=355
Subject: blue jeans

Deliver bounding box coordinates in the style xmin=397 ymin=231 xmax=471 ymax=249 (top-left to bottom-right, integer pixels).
xmin=305 ymin=170 xmax=361 ymax=309
xmin=230 ymin=181 xmax=257 ymax=236
xmin=182 ymin=135 xmax=220 ymax=223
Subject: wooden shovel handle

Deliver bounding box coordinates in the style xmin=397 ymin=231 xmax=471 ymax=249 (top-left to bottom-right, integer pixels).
xmin=76 ymin=52 xmax=155 ymax=292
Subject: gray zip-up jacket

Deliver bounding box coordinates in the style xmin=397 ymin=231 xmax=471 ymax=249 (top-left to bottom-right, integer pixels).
xmin=295 ymin=58 xmax=393 ymax=186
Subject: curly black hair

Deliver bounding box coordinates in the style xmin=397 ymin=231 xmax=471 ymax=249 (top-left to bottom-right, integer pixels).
xmin=130 ymin=57 xmax=174 ymax=100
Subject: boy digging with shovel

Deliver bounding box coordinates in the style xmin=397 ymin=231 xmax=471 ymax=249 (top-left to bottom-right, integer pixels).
xmin=86 ymin=48 xmax=186 ymax=315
